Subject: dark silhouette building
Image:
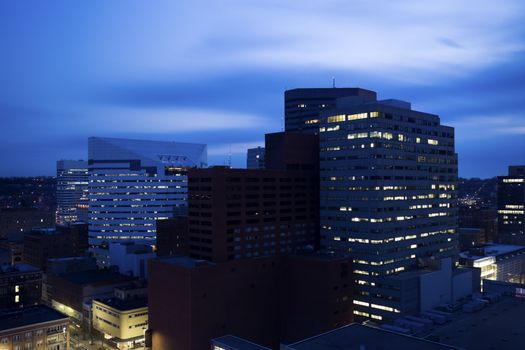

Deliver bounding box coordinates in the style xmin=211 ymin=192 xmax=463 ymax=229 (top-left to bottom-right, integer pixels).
xmin=148 ymin=132 xmax=353 ymax=350
xmin=22 ymin=223 xmax=88 ymax=270
xmin=285 ymin=88 xmax=376 ymax=134
xmin=148 ymin=254 xmax=352 ymax=350
xmin=157 ymin=131 xmax=320 ymax=260
xmin=0 ymin=264 xmax=42 ymax=311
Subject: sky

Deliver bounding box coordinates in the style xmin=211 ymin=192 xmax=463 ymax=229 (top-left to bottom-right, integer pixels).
xmin=1 ymin=1 xmax=524 ymax=178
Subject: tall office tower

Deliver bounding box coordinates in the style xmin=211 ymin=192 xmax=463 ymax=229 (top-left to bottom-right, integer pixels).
xmin=56 ymin=160 xmax=89 ymax=225
xmin=285 ymin=88 xmax=376 ymax=134
xmin=497 ymin=166 xmax=525 ymax=245
xmin=246 ymin=146 xmax=265 ymax=169
xmin=87 ymin=137 xmax=207 ymax=255
xmin=318 ymin=94 xmax=459 ymax=320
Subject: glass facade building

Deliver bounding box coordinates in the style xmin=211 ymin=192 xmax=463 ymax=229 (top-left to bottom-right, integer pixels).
xmin=87 ymin=137 xmax=207 ymax=253
xmin=56 ymin=160 xmax=89 ymax=225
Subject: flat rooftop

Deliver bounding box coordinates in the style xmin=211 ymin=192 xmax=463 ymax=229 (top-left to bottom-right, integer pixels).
xmin=425 ymin=297 xmax=525 ymax=350
xmin=284 ymin=323 xmax=461 ymax=350
xmin=94 ymin=297 xmax=147 ymax=311
xmin=155 ymin=255 xmax=214 ymax=268
xmin=59 ymin=269 xmax=132 ymax=284
xmin=460 ymin=244 xmax=525 ymax=260
xmin=0 ymin=263 xmax=41 ymax=274
xmin=0 ymin=305 xmax=68 ymax=331
xmin=212 ymin=335 xmax=271 ymax=350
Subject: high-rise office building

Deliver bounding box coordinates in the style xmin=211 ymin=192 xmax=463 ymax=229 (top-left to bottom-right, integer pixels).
xmin=56 ymin=160 xmax=89 ymax=225
xmin=87 ymin=137 xmax=207 ymax=256
xmin=295 ymin=90 xmax=459 ymax=320
xmin=497 ymin=166 xmax=525 ymax=245
xmin=285 ymin=88 xmax=377 ymax=134
xmin=246 ymin=146 xmax=265 ymax=169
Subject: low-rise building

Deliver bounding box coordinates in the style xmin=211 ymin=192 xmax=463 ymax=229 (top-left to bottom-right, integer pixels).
xmin=211 ymin=324 xmax=460 ymax=350
xmin=459 ymin=244 xmax=525 ymax=286
xmin=0 ymin=247 xmax=11 ymax=265
xmin=458 ymin=228 xmax=486 ymax=251
xmin=92 ymin=283 xmax=148 ymax=349
xmin=148 ymin=253 xmax=352 ymax=350
xmin=23 ymin=223 xmax=88 ymax=270
xmin=0 ymin=305 xmax=69 ymax=350
xmin=48 ymin=268 xmax=136 ymax=322
xmin=0 ymin=264 xmax=42 ymax=311
xmin=211 ymin=335 xmax=271 ymax=350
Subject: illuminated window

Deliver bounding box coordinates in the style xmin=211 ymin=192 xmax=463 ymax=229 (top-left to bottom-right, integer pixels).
xmin=347 ymin=113 xmax=368 ymax=121
xmin=305 ymin=119 xmax=319 ymax=125
xmin=327 ymin=114 xmax=346 ymax=123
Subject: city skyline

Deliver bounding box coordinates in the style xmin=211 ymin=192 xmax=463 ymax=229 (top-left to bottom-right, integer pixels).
xmin=1 ymin=0 xmax=525 ymax=178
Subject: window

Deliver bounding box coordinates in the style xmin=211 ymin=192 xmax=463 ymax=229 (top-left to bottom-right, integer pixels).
xmin=327 ymin=114 xmax=346 ymax=123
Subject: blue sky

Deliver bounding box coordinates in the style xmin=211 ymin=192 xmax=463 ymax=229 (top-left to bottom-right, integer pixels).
xmin=1 ymin=1 xmax=524 ymax=177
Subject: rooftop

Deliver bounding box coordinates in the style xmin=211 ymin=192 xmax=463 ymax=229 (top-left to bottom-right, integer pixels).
xmin=155 ymin=255 xmax=214 ymax=268
xmin=426 ymin=297 xmax=525 ymax=350
xmin=59 ymin=269 xmax=133 ymax=285
xmin=0 ymin=263 xmax=41 ymax=274
xmin=284 ymin=323 xmax=461 ymax=350
xmin=212 ymin=335 xmax=271 ymax=350
xmin=459 ymin=244 xmax=525 ymax=260
xmin=0 ymin=305 xmax=68 ymax=332
xmin=94 ymin=297 xmax=147 ymax=312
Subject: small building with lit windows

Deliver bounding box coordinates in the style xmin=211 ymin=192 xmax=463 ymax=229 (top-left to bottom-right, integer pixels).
xmin=497 ymin=165 xmax=525 ymax=245
xmin=92 ymin=284 xmax=148 ymax=350
xmin=0 ymin=305 xmax=69 ymax=350
xmin=0 ymin=264 xmax=42 ymax=311
xmin=459 ymin=243 xmax=525 ymax=286
xmin=56 ymin=159 xmax=89 ymax=225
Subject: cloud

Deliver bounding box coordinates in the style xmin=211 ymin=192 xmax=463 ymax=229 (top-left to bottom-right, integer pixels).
xmin=449 ymin=115 xmax=525 ymax=139
xmin=87 ymin=106 xmax=269 ymax=133
xmin=98 ymin=0 xmax=525 ymax=82
xmin=208 ymin=141 xmax=264 ymax=156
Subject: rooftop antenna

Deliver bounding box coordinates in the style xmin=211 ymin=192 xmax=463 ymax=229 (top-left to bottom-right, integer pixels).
xmin=228 ymin=145 xmax=232 ymax=168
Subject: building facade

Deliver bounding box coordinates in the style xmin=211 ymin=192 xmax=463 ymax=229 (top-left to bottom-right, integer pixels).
xmin=497 ymin=166 xmax=525 ymax=245
xmin=23 ymin=223 xmax=88 ymax=270
xmin=87 ymin=137 xmax=207 ymax=254
xmin=92 ymin=284 xmax=148 ymax=350
xmin=185 ymin=166 xmax=319 ymax=262
xmin=0 ymin=305 xmax=69 ymax=350
xmin=285 ymin=88 xmax=377 ymax=134
xmin=459 ymin=244 xmax=525 ymax=285
xmin=148 ymin=254 xmax=352 ymax=350
xmin=56 ymin=159 xmax=89 ymax=225
xmin=0 ymin=264 xmax=42 ymax=311
xmin=309 ymin=92 xmax=458 ymax=320
xmin=48 ymin=268 xmax=135 ymax=322
xmin=246 ymin=147 xmax=265 ymax=169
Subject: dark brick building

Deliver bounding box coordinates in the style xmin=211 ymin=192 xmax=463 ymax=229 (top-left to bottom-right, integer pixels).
xmin=156 ymin=131 xmax=320 ymax=261
xmin=23 ymin=223 xmax=88 ymax=270
xmin=148 ymin=253 xmax=352 ymax=350
xmin=0 ymin=264 xmax=42 ymax=311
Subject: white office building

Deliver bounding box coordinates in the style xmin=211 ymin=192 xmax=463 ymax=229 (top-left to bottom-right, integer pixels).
xmin=87 ymin=137 xmax=207 ymax=253
xmin=56 ymin=159 xmax=89 ymax=225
